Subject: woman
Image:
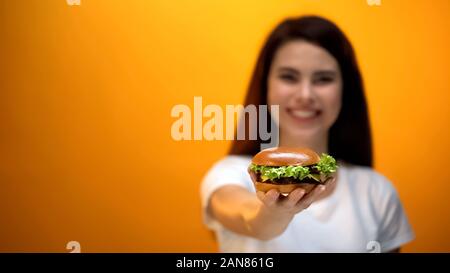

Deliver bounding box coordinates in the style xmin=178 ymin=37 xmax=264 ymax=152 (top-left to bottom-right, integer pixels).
xmin=201 ymin=16 xmax=414 ymax=252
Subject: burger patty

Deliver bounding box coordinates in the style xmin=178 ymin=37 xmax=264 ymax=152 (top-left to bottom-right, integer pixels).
xmin=253 ymin=172 xmax=322 ymax=185
xmin=307 ymin=165 xmax=320 ymax=174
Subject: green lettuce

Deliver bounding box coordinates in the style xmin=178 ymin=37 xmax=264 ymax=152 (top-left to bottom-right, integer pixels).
xmin=314 ymin=154 xmax=338 ymax=175
xmin=249 ymin=153 xmax=338 ymax=182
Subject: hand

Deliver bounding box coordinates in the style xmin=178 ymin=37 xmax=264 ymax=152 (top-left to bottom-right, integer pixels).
xmin=256 ymin=177 xmax=336 ymax=216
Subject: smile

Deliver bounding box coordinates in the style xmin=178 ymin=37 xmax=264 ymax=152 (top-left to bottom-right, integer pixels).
xmin=287 ymin=108 xmax=321 ymax=122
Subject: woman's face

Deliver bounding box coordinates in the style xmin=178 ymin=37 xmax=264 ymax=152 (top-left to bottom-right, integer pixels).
xmin=268 ymin=40 xmax=342 ymax=140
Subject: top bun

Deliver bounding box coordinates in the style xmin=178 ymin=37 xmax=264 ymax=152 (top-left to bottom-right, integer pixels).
xmin=251 ymin=147 xmax=320 ymax=167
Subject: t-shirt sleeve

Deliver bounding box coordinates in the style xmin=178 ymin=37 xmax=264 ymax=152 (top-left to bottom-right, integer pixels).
xmin=200 ymin=156 xmax=254 ymax=230
xmin=375 ymin=176 xmax=415 ymax=252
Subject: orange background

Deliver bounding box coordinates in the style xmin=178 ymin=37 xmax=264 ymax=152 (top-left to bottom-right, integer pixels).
xmin=0 ymin=0 xmax=449 ymax=252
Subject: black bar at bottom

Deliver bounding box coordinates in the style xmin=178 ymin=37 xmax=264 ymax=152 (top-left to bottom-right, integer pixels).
xmin=0 ymin=253 xmax=447 ymax=272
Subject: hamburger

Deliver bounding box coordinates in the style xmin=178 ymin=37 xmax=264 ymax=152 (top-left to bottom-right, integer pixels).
xmin=248 ymin=147 xmax=338 ymax=194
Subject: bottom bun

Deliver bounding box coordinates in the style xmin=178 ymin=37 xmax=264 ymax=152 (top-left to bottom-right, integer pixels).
xmin=254 ymin=181 xmax=317 ymax=194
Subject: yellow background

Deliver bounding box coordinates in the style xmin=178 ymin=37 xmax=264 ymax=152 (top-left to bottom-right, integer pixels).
xmin=0 ymin=0 xmax=449 ymax=252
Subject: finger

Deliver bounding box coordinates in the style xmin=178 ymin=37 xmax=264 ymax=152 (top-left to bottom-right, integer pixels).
xmin=256 ymin=191 xmax=265 ymax=202
xmin=280 ymin=188 xmax=306 ymax=209
xmin=262 ymin=189 xmax=280 ymax=207
xmin=249 ymin=170 xmax=258 ymax=182
xmin=295 ymin=184 xmax=326 ymax=210
xmin=324 ymin=177 xmax=336 ymax=186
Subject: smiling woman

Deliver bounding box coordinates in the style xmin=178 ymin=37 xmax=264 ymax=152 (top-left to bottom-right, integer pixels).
xmin=0 ymin=0 xmax=448 ymax=254
xmin=200 ymin=15 xmax=414 ymax=253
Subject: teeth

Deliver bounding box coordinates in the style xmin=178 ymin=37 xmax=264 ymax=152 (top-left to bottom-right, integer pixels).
xmin=291 ymin=110 xmax=317 ymax=118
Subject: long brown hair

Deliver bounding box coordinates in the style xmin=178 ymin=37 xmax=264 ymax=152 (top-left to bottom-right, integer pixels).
xmin=229 ymin=15 xmax=373 ymax=167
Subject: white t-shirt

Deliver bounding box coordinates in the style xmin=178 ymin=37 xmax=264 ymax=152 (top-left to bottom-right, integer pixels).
xmin=200 ymin=155 xmax=414 ymax=253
